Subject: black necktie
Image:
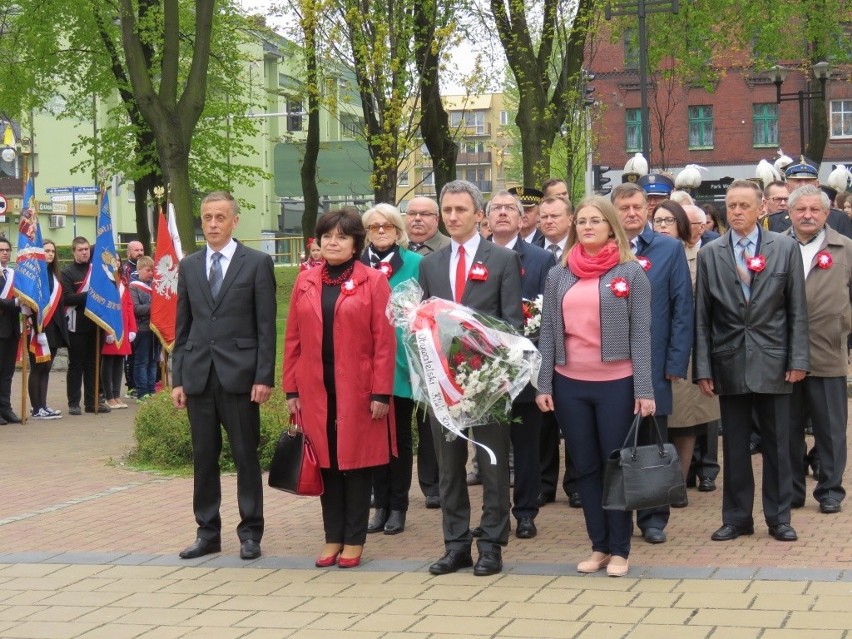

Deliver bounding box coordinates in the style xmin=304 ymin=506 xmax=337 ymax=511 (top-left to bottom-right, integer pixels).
xmin=209 ymin=252 xmax=223 ymax=298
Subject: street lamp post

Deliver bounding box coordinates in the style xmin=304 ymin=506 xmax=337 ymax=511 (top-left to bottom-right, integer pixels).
xmin=770 ymin=61 xmax=831 ymax=158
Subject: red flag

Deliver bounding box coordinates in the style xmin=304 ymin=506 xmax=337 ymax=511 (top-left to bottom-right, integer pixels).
xmin=150 ymin=207 xmax=180 ymax=351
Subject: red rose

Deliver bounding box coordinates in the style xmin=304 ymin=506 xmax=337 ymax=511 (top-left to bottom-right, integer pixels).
xmin=747 ymin=254 xmax=766 ymax=272
xmin=815 ymin=251 xmax=833 ymax=269
xmin=469 ymin=355 xmax=483 ymax=370
xmin=453 ymin=353 xmax=465 ymax=366
xmin=610 ymin=277 xmax=630 ymax=298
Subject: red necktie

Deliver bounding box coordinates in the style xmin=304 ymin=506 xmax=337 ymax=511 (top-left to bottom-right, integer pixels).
xmin=455 ymin=245 xmax=466 ymax=303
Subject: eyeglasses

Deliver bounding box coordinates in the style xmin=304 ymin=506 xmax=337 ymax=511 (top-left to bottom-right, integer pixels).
xmin=367 ymin=222 xmax=396 ymax=233
xmin=406 ymin=211 xmax=436 ymax=218
xmin=653 ymin=217 xmax=677 ymax=227
xmin=767 ymin=196 xmax=788 ymax=204
xmin=574 ymin=217 xmax=606 ymax=227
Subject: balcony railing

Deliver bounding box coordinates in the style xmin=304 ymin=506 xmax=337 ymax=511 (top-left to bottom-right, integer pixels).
xmin=457 ymin=152 xmax=492 ymax=165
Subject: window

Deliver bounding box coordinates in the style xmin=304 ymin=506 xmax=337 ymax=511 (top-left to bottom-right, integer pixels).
xmin=500 ymin=110 xmax=509 ymax=125
xmin=422 ymin=170 xmax=434 ymax=186
xmin=830 ymin=100 xmax=852 ymax=139
xmin=625 ymin=109 xmax=643 ymax=152
xmin=340 ymin=115 xmax=362 ymax=138
xmin=398 ymin=171 xmax=409 ymax=187
xmin=450 ymin=110 xmax=487 ymax=134
xmin=752 ymin=103 xmax=778 ymax=146
xmin=688 ymin=105 xmax=714 ymax=149
xmin=623 ymin=28 xmax=639 ymax=70
xmin=286 ymin=99 xmax=304 ymax=132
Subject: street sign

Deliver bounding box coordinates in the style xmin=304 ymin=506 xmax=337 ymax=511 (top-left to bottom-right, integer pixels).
xmin=50 ymin=194 xmax=97 ymax=202
xmin=51 ymin=202 xmax=68 ymax=213
xmin=37 ymin=202 xmax=53 ymax=213
xmin=46 ymin=186 xmax=100 ymax=195
xmin=0 ymin=194 xmax=6 ymax=215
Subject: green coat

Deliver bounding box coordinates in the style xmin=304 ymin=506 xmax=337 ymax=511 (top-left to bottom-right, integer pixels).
xmin=388 ymin=246 xmax=422 ymax=398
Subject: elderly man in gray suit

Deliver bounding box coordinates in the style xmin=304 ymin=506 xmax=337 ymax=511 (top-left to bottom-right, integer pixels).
xmin=172 ymin=191 xmax=277 ymax=561
xmin=419 ymin=180 xmax=524 ymax=576
xmin=694 ymin=179 xmax=809 ymax=544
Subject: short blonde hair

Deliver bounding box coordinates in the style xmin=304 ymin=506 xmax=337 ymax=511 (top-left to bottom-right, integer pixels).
xmin=137 ymin=256 xmax=154 ymax=270
xmin=568 ymin=196 xmax=636 ymax=264
xmin=362 ymin=203 xmax=410 ymax=248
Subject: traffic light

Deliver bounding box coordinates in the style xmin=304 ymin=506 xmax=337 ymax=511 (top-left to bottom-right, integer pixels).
xmin=581 ymin=70 xmax=596 ymax=108
xmin=593 ymin=164 xmax=612 ymax=195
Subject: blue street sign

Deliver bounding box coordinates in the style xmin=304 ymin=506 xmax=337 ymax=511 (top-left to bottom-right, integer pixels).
xmin=46 ymin=186 xmax=100 ymax=194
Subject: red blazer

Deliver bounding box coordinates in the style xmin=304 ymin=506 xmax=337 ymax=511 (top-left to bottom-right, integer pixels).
xmin=283 ymin=261 xmax=397 ymax=470
xmin=101 ymin=285 xmax=137 ymax=356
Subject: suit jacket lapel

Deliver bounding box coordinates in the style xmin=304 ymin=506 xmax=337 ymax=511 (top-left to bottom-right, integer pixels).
xmin=749 ymin=231 xmax=774 ymax=298
xmin=193 ymin=251 xmax=217 ymax=309
xmin=717 ymin=231 xmax=739 ymax=280
xmin=433 ymin=245 xmax=454 ymax=300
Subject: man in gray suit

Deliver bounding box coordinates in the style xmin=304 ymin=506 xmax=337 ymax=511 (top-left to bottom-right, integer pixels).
xmin=694 ymin=180 xmax=808 ymax=543
xmin=172 ymin=191 xmax=277 ymax=561
xmin=419 ymin=180 xmax=524 ymax=576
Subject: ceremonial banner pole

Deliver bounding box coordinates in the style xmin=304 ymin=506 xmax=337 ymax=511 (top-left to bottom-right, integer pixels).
xmin=19 ymin=330 xmax=28 ymax=423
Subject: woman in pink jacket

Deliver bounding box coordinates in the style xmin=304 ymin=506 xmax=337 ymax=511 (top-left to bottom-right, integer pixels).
xmin=283 ymin=208 xmax=397 ymax=569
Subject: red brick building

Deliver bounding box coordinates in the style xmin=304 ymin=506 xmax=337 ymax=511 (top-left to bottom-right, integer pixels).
xmin=586 ymin=30 xmax=852 ymax=195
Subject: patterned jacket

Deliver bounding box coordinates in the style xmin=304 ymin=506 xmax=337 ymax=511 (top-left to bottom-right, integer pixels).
xmin=536 ymin=260 xmax=654 ymax=400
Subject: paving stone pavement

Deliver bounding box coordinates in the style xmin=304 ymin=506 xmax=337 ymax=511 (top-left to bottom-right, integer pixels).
xmin=1 ymin=371 xmax=851 ymax=638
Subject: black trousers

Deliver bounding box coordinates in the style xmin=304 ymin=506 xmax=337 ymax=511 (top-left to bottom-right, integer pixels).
xmin=510 ymin=400 xmax=542 ymax=520
xmin=720 ymin=393 xmax=792 ymax=528
xmin=321 ymin=393 xmax=373 ymax=545
xmin=790 ymin=376 xmax=847 ymax=505
xmin=101 ymin=355 xmax=124 ymax=400
xmin=28 ymin=347 xmax=57 ymax=411
xmin=66 ymin=331 xmax=97 ymax=409
xmin=372 ymin=396 xmax=414 ymax=511
xmin=689 ymin=419 xmax=721 ymax=483
xmin=0 ymin=334 xmax=17 ymax=411
xmin=186 ymin=366 xmax=264 ymax=543
xmin=540 ymin=411 xmax=578 ymax=498
xmin=416 ymin=408 xmax=440 ymax=498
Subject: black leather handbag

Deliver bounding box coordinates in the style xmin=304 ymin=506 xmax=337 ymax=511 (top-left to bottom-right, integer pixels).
xmin=602 ymin=413 xmax=687 ymax=511
xmin=267 ymin=412 xmax=324 ymax=496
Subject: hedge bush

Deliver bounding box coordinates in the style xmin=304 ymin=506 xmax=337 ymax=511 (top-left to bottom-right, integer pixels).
xmin=130 ymin=388 xmax=290 ymax=472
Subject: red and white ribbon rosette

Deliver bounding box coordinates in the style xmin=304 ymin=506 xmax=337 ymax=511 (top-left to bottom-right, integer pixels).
xmin=815 ymin=251 xmax=832 ymax=269
xmin=387 ymin=280 xmax=541 ymax=465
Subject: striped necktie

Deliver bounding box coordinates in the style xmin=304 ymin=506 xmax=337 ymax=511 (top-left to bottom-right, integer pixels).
xmin=735 ymin=237 xmax=753 ymax=301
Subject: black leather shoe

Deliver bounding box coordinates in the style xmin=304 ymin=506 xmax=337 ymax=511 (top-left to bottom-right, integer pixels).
xmin=179 ymin=537 xmax=221 ymax=559
xmin=536 ymin=493 xmax=555 ymax=507
xmin=568 ymin=492 xmax=582 ymax=508
xmin=698 ymin=478 xmax=716 ymax=492
xmin=768 ymin=523 xmax=798 ymax=541
xmin=710 ymin=524 xmax=754 ymax=541
xmin=1 ymin=410 xmax=21 ymax=424
xmin=428 ymin=549 xmax=473 ymax=575
xmin=424 ymin=495 xmax=440 ymax=509
xmin=240 ymin=539 xmax=261 ymax=560
xmin=820 ymin=499 xmax=842 ymax=514
xmin=515 ymin=517 xmax=537 ymax=539
xmin=470 ymin=526 xmax=483 ymax=538
xmin=384 ymin=510 xmax=406 ymax=534
xmin=367 ymin=508 xmax=388 ymax=534
xmin=473 ymin=550 xmax=503 ymax=576
xmin=791 ymin=499 xmax=805 ymax=509
xmin=642 ymin=527 xmax=667 ymax=544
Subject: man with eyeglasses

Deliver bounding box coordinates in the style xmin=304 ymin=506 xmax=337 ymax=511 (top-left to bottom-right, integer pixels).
xmin=402 ymin=196 xmax=448 ymax=510
xmin=611 ymin=182 xmax=693 ymax=545
xmin=768 ymin=160 xmax=852 ymax=239
xmin=0 ymin=238 xmax=21 ymax=424
xmin=404 ymin=196 xmax=450 ymax=256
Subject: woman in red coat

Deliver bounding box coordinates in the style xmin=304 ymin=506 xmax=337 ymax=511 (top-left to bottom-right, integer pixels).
xmin=283 ymin=208 xmax=397 ymax=569
xmin=101 ymin=271 xmax=137 ymax=409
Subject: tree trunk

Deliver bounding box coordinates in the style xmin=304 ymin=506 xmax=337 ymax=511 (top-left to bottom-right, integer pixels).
xmin=414 ymin=0 xmax=456 ymax=199
xmin=300 ymin=2 xmax=321 ymax=248
xmin=133 ymin=173 xmax=156 ymax=253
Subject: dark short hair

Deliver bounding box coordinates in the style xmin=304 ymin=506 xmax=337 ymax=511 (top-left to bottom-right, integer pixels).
xmin=315 ymin=207 xmax=367 ymax=256
xmin=764 ymin=180 xmax=787 ymax=195
xmin=0 ymin=237 xmax=10 ymax=250
xmin=655 ymin=200 xmax=691 ymax=243
xmin=541 ymin=177 xmax=568 ymax=194
xmin=72 ymin=236 xmax=90 ymax=249
xmin=611 ymin=182 xmax=646 ymax=204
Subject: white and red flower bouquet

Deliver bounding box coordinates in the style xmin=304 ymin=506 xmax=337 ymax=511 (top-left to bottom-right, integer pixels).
xmin=387 ymin=281 xmax=540 ymax=462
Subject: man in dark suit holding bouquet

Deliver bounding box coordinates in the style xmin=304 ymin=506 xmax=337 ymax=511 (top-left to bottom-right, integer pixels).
xmin=418 ymin=180 xmax=524 ymax=576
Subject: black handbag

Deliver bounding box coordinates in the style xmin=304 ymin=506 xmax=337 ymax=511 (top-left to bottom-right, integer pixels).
xmin=267 ymin=412 xmax=324 ymax=496
xmin=602 ymin=413 xmax=686 ymax=511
